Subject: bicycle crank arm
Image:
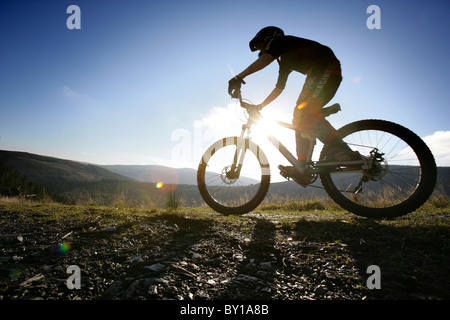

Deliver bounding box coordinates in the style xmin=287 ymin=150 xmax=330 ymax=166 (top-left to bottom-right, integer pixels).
xmin=315 ymin=160 xmax=365 ymax=168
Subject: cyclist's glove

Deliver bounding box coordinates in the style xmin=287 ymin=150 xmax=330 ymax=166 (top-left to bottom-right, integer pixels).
xmin=228 ymin=76 xmax=245 ymax=98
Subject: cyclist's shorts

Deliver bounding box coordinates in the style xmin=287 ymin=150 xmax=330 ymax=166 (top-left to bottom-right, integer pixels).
xmin=294 ymin=60 xmax=342 ymax=115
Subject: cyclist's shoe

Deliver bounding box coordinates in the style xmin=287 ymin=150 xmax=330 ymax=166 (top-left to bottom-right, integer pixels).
xmin=319 ymin=142 xmax=362 ymax=167
xmin=278 ymin=165 xmax=313 ymax=187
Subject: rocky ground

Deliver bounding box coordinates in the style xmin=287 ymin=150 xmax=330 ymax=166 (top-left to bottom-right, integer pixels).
xmin=1 ymin=202 xmax=449 ymax=304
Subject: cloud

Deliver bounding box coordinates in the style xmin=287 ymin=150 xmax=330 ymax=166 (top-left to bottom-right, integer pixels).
xmin=194 ymin=103 xmax=246 ymax=137
xmin=167 ymin=103 xmax=246 ymax=168
xmin=422 ymin=131 xmax=450 ymax=166
xmin=59 ymin=86 xmax=100 ymax=109
xmin=61 ymin=86 xmax=77 ymax=97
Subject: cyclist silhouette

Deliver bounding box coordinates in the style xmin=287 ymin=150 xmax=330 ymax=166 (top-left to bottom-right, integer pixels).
xmin=228 ymin=26 xmax=359 ymax=185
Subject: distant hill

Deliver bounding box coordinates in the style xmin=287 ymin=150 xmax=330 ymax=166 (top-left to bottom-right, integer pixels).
xmin=0 ymin=150 xmax=152 ymax=206
xmin=0 ymin=150 xmax=130 ymax=186
xmin=100 ymin=164 xmax=197 ymax=184
xmin=436 ymin=166 xmax=450 ymax=194
xmin=100 ymin=164 xmax=258 ymax=186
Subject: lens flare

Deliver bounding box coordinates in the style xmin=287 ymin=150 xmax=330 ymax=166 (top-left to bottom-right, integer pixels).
xmin=297 ymin=101 xmax=308 ymax=110
xmin=156 ymin=182 xmax=163 ymax=189
xmin=58 ymin=242 xmax=71 ymax=255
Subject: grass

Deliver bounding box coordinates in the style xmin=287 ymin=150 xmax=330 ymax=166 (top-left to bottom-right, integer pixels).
xmin=258 ymin=195 xmax=341 ymax=213
xmin=1 ymin=185 xmax=448 ymax=229
xmin=166 ymin=186 xmax=183 ymax=210
xmin=0 ymin=180 xmax=448 ymax=230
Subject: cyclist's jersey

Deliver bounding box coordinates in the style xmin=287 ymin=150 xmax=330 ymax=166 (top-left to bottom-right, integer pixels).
xmin=261 ymin=35 xmax=340 ymax=90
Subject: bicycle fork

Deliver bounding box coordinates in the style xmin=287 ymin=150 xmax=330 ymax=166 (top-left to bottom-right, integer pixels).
xmin=227 ymin=138 xmax=248 ymax=180
xmin=227 ymin=122 xmax=274 ymax=180
xmin=226 ymin=123 xmax=256 ymax=180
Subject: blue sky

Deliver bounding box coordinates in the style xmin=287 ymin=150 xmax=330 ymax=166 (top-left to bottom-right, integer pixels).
xmin=1 ymin=0 xmax=449 ymax=172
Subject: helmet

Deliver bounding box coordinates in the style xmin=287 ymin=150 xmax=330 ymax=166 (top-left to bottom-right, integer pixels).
xmin=249 ymin=26 xmax=284 ymax=52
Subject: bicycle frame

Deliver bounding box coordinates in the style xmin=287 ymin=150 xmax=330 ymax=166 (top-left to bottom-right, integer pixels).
xmin=230 ymin=96 xmax=367 ymax=180
xmin=199 ymin=94 xmax=437 ymax=218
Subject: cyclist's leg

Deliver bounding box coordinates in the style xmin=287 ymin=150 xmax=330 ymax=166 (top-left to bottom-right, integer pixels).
xmin=293 ymin=65 xmax=339 ymax=158
xmin=292 ymin=62 xmax=357 ymax=161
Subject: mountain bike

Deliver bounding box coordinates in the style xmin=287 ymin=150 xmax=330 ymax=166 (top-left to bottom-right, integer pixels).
xmin=197 ymin=93 xmax=437 ymax=218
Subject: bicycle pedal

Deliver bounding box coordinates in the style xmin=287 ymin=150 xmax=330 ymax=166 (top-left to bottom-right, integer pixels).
xmin=278 ymin=166 xmax=291 ymax=180
xmin=278 ymin=165 xmax=310 ymax=187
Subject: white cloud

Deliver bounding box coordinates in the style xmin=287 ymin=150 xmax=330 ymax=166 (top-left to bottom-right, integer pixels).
xmin=422 ymin=131 xmax=450 ymax=167
xmin=194 ymin=103 xmax=246 ymax=137
xmin=168 ymin=103 xmax=246 ymax=168
xmin=61 ymin=86 xmax=77 ymax=97
xmin=59 ymin=86 xmax=100 ymax=109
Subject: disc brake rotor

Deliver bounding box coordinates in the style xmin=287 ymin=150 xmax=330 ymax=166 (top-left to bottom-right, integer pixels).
xmin=221 ymin=166 xmax=237 ymax=185
xmin=353 ymin=150 xmax=388 ymax=194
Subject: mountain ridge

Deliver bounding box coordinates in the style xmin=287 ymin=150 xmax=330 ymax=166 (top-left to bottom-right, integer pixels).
xmin=99 ymin=164 xmax=198 ymax=185
xmin=0 ymin=150 xmax=131 ymax=184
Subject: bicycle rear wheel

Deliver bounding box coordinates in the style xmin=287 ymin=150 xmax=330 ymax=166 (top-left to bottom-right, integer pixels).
xmin=320 ymin=120 xmax=437 ymax=218
xmin=197 ymin=137 xmax=270 ymax=215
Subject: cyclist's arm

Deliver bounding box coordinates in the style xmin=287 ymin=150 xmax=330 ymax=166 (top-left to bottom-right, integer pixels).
xmin=259 ymin=63 xmax=289 ymax=107
xmin=237 ymin=53 xmax=274 ymax=79
xmin=260 ymin=87 xmax=283 ymax=107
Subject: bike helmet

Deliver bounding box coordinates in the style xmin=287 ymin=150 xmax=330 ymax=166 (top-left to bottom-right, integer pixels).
xmin=249 ymin=26 xmax=284 ymax=52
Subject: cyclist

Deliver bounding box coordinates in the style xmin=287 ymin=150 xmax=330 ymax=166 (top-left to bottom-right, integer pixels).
xmin=228 ymin=26 xmax=360 ymax=186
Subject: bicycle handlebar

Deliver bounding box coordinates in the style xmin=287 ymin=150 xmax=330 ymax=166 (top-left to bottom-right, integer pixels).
xmin=231 ymin=91 xmax=264 ymax=122
xmin=235 ymin=89 xmax=341 ymax=118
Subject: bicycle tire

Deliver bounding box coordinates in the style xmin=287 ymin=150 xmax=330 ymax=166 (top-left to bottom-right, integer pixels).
xmin=320 ymin=120 xmax=437 ymax=218
xmin=197 ymin=136 xmax=271 ymax=215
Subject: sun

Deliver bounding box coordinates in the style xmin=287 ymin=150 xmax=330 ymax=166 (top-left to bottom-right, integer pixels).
xmin=251 ymin=108 xmax=295 ymax=146
xmin=253 ymin=109 xmax=288 ymax=137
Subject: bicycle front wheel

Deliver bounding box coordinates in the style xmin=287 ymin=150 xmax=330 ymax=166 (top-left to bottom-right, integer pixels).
xmin=320 ymin=120 xmax=437 ymax=218
xmin=197 ymin=137 xmax=271 ymax=215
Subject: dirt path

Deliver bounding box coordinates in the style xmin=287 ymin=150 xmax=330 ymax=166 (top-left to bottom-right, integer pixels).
xmin=1 ymin=204 xmax=449 ymax=301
